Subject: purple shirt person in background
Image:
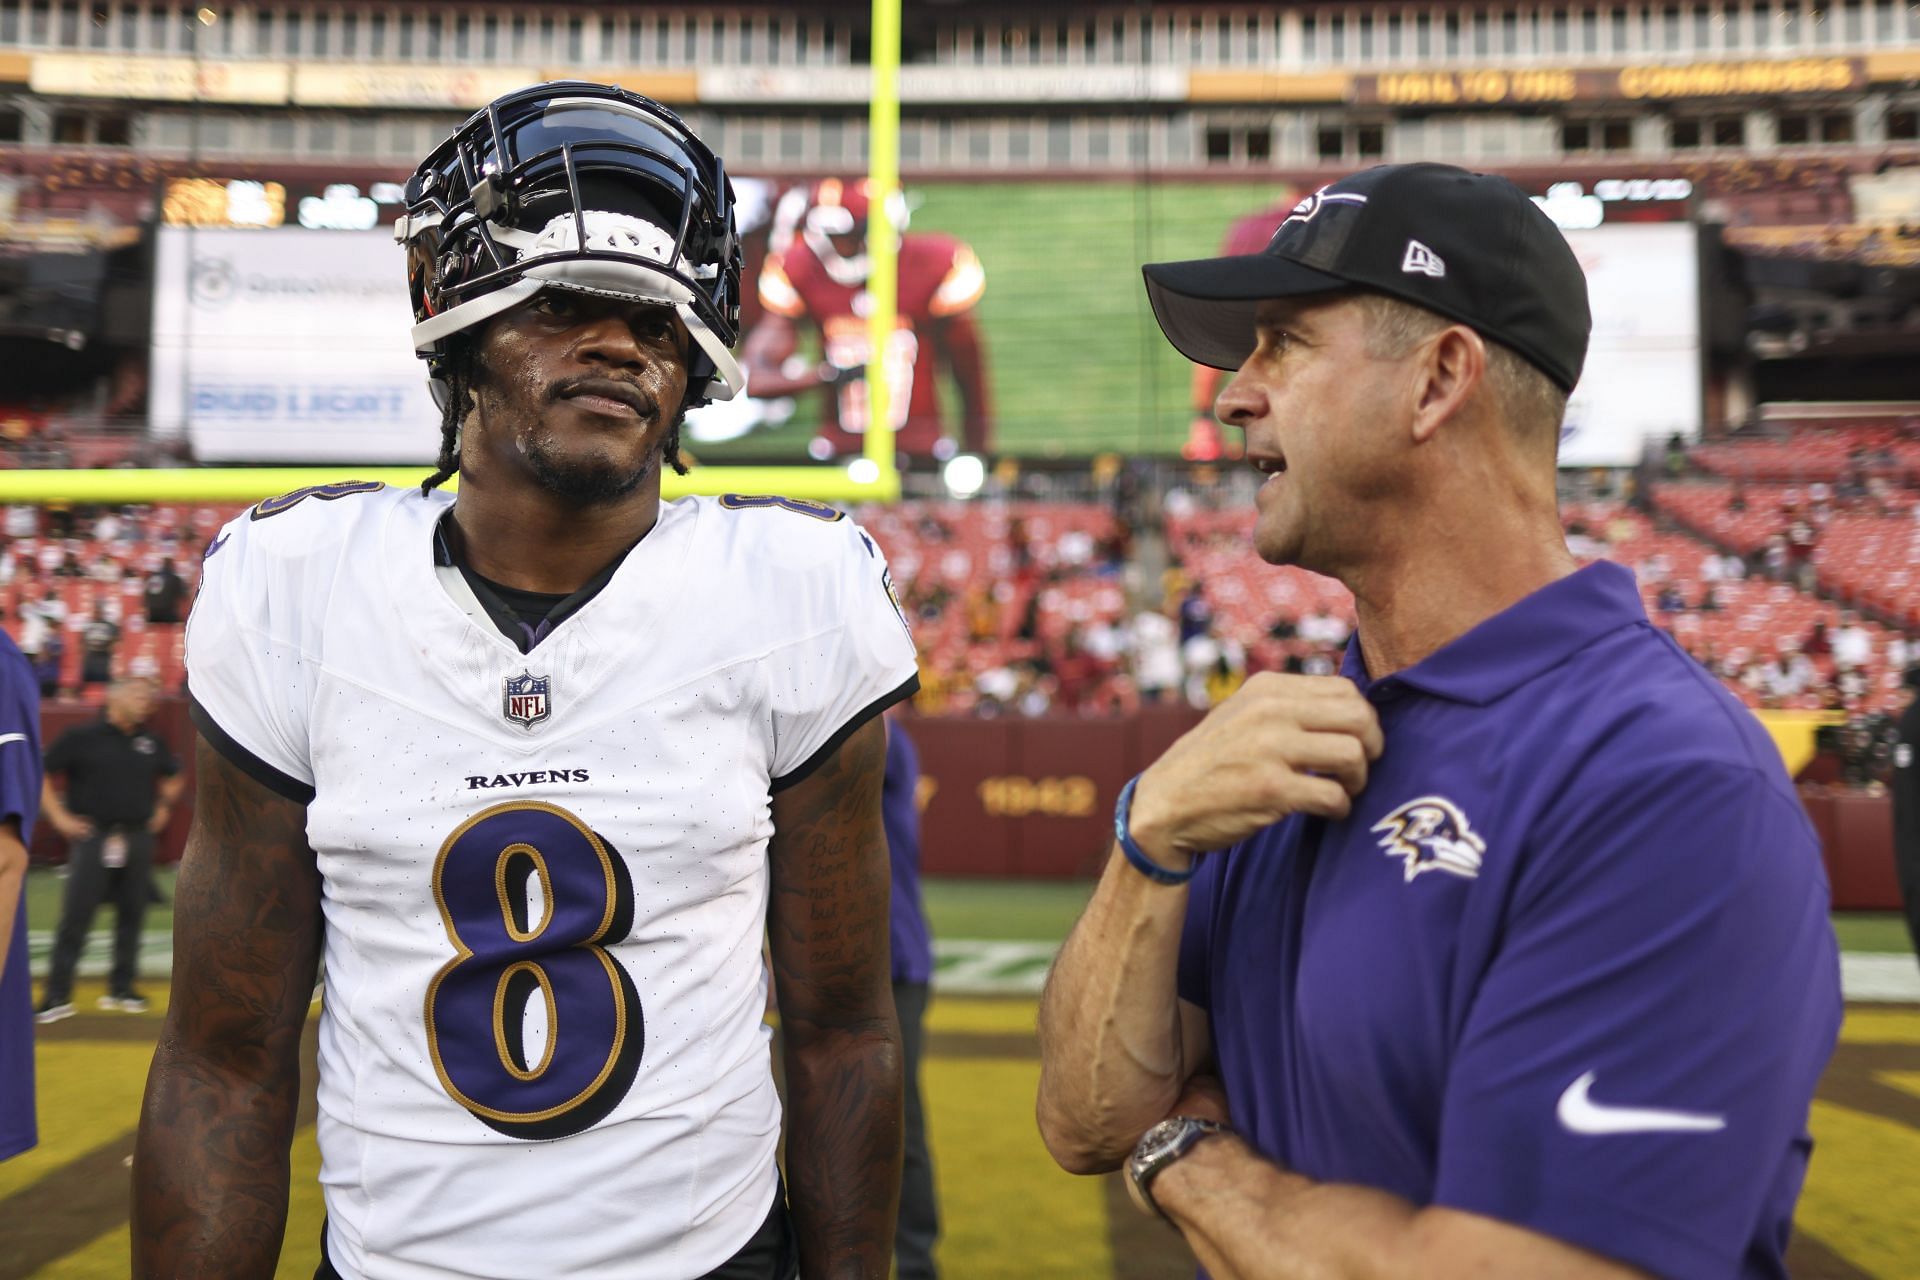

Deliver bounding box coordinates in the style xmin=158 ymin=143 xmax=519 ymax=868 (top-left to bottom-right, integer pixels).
xmin=883 ymin=713 xmax=939 ymax=1278
xmin=0 ymin=627 xmax=44 ymax=1163
xmin=884 ymin=721 xmax=934 ymax=986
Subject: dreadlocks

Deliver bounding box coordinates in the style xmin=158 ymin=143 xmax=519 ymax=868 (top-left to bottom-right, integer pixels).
xmin=420 ymin=340 xmax=474 ymax=494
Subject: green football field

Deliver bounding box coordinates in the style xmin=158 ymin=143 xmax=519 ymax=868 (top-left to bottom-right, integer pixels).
xmin=9 ymin=870 xmax=1920 ymax=1277
xmin=693 ymin=179 xmax=1295 ymax=461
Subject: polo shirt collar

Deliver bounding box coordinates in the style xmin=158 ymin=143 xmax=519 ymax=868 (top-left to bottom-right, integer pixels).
xmin=1339 ymin=561 xmax=1646 ymax=706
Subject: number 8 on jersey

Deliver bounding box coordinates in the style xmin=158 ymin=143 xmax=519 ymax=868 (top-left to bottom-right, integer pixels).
xmin=425 ymin=801 xmax=643 ymax=1139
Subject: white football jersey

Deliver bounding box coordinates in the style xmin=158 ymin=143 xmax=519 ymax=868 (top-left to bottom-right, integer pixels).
xmin=186 ymin=483 xmax=918 ymax=1280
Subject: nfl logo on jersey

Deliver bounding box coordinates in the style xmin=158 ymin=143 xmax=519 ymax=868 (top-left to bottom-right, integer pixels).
xmin=502 ymin=670 xmax=551 ymax=730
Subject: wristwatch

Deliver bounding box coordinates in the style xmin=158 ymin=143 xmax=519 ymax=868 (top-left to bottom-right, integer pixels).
xmin=1125 ymin=1116 xmax=1230 ymax=1222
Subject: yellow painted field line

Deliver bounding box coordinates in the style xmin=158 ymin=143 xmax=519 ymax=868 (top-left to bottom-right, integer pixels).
xmin=927 ymin=996 xmax=1040 ymax=1037
xmin=1841 ymin=1009 xmax=1920 ymax=1046
xmin=1796 ymin=1098 xmax=1920 ymax=1278
xmin=1876 ymin=1070 xmax=1920 ymax=1104
xmin=923 ymin=1057 xmax=1113 ymax=1280
xmin=0 ymin=1040 xmax=152 ymax=1202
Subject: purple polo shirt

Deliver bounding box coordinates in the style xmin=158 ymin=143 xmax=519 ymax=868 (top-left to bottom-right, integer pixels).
xmin=1177 ymin=562 xmax=1840 ymax=1279
xmin=0 ymin=630 xmax=42 ymax=1163
xmin=884 ymin=721 xmax=934 ymax=984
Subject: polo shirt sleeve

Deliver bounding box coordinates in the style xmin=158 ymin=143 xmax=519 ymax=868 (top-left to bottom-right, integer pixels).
xmin=0 ymin=642 xmax=39 ymax=836
xmin=1176 ymin=849 xmax=1225 ymax=1012
xmin=1431 ymin=764 xmax=1841 ymax=1279
xmin=767 ymin=515 xmax=920 ymax=792
xmin=185 ymin=514 xmax=316 ymax=805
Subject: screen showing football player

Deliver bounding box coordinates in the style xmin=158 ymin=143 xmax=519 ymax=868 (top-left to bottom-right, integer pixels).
xmin=133 ymin=83 xmax=918 ymax=1280
xmin=742 ymin=178 xmax=993 ymax=462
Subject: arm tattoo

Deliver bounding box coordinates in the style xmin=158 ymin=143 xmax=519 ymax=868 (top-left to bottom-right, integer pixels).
xmin=132 ymin=735 xmax=321 ymax=1280
xmin=768 ymin=717 xmax=904 ymax=1280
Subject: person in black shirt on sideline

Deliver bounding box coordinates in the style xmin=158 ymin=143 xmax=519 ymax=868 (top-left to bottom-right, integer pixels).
xmin=1895 ymin=665 xmax=1920 ymax=966
xmin=35 ymin=677 xmax=183 ymax=1020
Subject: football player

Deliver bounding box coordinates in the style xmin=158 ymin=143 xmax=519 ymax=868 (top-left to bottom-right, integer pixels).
xmin=742 ymin=178 xmax=992 ymax=462
xmin=133 ymin=83 xmax=917 ymax=1280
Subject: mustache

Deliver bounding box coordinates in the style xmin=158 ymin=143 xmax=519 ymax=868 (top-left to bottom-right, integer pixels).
xmin=547 ymin=375 xmax=660 ymax=419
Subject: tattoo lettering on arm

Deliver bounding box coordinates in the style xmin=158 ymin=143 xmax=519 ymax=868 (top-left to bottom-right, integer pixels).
xmin=132 ymin=736 xmax=322 ymax=1280
xmin=768 ymin=716 xmax=904 ymax=1280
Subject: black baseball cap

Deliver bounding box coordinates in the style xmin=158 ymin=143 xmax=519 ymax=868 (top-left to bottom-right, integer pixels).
xmin=1142 ymin=163 xmax=1592 ymax=393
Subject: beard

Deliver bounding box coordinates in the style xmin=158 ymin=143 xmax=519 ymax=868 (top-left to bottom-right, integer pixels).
xmin=520 ymin=428 xmax=665 ymax=506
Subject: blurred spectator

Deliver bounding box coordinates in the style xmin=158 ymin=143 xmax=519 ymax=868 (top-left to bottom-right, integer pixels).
xmin=1131 ymin=609 xmax=1183 ymax=705
xmin=1765 ymin=649 xmax=1815 ymax=702
xmin=1697 ymin=585 xmax=1723 ymax=613
xmin=1656 ymin=584 xmax=1687 ymax=613
xmin=1297 ymin=607 xmax=1351 ymax=649
xmin=1832 ymin=612 xmax=1873 ymax=672
xmin=1803 ymin=620 xmax=1832 ymax=660
xmin=964 ymin=585 xmax=998 ymax=644
xmin=79 ymin=604 xmax=120 ymax=688
xmin=974 ymin=662 xmax=1021 ymax=715
xmin=1203 ymin=651 xmax=1247 ymax=707
xmin=1052 ymin=629 xmax=1112 ymax=715
xmin=1177 ymin=582 xmax=1213 ymax=645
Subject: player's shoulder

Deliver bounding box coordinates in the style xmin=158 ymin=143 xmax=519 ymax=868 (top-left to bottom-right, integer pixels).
xmin=206 ymin=481 xmax=434 ymax=593
xmin=683 ymin=493 xmax=877 ymax=578
xmin=903 ymin=230 xmax=965 ymax=259
xmin=899 ymin=231 xmax=971 ymax=276
xmin=222 ymin=481 xmax=419 ymax=553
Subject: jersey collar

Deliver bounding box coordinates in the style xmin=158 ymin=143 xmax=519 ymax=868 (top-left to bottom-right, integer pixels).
xmin=1340 ymin=561 xmax=1647 ymax=706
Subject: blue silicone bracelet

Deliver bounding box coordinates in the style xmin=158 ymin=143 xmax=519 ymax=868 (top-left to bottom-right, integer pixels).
xmin=1114 ymin=774 xmax=1194 ymax=885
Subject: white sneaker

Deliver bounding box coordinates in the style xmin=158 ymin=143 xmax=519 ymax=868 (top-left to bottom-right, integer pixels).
xmin=34 ymin=1002 xmax=75 ymax=1024
xmin=99 ymin=993 xmax=151 ymax=1013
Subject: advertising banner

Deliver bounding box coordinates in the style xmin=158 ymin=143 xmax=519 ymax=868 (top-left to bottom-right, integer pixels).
xmin=29 ymin=53 xmax=290 ymax=104
xmin=150 ymin=227 xmax=440 ymax=464
xmin=1556 ymin=222 xmax=1703 ymax=467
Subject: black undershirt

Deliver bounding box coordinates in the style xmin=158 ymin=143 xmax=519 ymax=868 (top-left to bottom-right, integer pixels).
xmin=434 ymin=514 xmax=642 ymax=654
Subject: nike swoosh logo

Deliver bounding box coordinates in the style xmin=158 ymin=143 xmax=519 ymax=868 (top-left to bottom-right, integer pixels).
xmin=1556 ymin=1071 xmax=1726 ymax=1136
xmin=0 ymin=734 xmax=25 ymax=746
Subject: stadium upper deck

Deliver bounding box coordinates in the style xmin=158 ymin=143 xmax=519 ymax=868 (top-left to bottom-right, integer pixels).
xmin=2 ymin=0 xmax=1918 ymax=194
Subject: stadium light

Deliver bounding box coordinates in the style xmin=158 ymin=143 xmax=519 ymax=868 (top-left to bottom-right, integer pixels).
xmin=943 ymin=454 xmax=986 ymax=498
xmin=847 ymin=457 xmax=881 ymax=485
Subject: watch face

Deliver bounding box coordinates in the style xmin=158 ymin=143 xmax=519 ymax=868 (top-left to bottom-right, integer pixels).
xmin=1135 ymin=1118 xmax=1191 ymax=1164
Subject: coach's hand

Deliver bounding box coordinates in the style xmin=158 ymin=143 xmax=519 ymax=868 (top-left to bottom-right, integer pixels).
xmin=1127 ymin=673 xmax=1383 ymax=871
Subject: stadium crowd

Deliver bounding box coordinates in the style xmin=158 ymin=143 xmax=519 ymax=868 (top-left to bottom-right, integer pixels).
xmin=0 ymin=445 xmax=1910 ymax=747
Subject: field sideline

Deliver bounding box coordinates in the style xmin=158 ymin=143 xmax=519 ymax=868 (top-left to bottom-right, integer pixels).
xmin=5 ymin=874 xmax=1919 ymax=1278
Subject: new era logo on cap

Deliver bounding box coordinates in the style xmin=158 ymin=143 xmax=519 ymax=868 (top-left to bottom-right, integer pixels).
xmin=1140 ymin=163 xmax=1592 ymax=394
xmin=1401 ymin=239 xmax=1446 ymax=279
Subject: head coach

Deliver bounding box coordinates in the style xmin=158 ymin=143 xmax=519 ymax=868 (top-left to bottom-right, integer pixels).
xmin=1035 ymin=163 xmax=1841 ymax=1280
